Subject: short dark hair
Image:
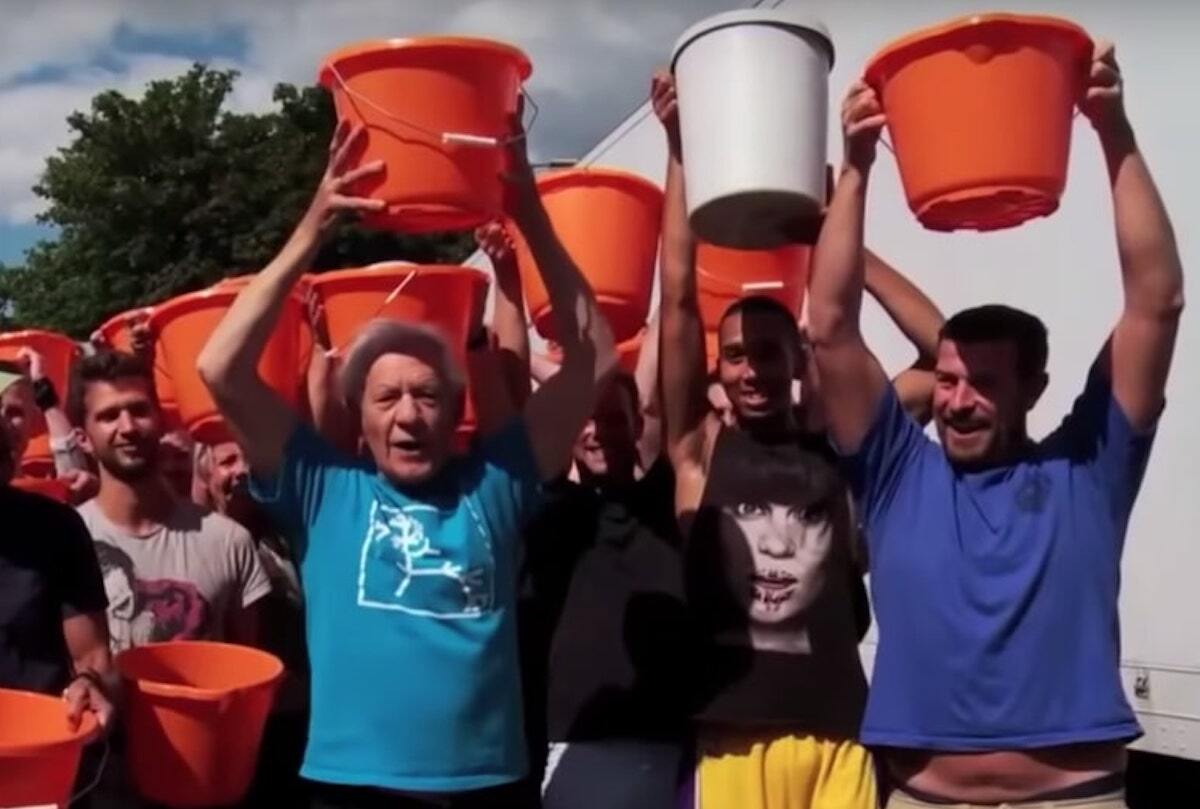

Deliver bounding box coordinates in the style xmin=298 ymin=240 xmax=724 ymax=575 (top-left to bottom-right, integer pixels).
xmin=940 ymin=305 xmax=1048 ymax=380
xmin=719 ymin=295 xmax=799 ymax=340
xmin=66 ymin=349 xmax=158 ymax=426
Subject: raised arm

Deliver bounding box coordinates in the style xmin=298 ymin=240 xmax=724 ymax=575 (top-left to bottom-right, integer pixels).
xmin=514 ymin=136 xmax=618 ymax=481
xmin=476 ymin=221 xmax=532 ymax=414
xmin=632 ymin=310 xmax=663 ymax=470
xmin=197 ymin=123 xmax=384 ymax=476
xmin=806 ymin=81 xmax=892 ymax=454
xmin=652 ymin=71 xmax=709 ymax=480
xmin=1084 ymin=42 xmax=1184 ymax=430
xmin=864 ymin=250 xmax=944 ymax=423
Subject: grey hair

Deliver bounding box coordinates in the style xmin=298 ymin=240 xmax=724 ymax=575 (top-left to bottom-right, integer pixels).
xmin=339 ymin=318 xmax=466 ymax=411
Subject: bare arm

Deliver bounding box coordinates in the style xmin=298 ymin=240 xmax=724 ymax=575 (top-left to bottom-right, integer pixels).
xmin=633 ymin=310 xmax=663 ymax=469
xmin=303 ymin=290 xmax=359 ymax=453
xmin=807 ymin=81 xmax=892 ymax=454
xmin=652 ymin=72 xmax=710 ymax=483
xmin=62 ymin=612 xmax=115 ymax=728
xmin=513 ymin=144 xmax=618 ymax=482
xmin=863 ymin=251 xmax=944 ymax=424
xmin=485 ymin=225 xmax=533 ymax=410
xmin=197 ymin=124 xmax=383 ymax=477
xmin=1085 ymin=43 xmax=1184 ymax=430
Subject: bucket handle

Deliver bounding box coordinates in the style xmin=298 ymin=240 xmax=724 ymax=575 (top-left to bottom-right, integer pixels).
xmin=696 ymin=263 xmax=788 ymax=295
xmin=325 ymin=267 xmax=420 ymax=358
xmin=324 ymin=62 xmax=539 ymax=149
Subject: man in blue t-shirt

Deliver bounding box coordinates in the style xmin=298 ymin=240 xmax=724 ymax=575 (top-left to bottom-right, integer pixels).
xmin=195 ymin=118 xmax=617 ymax=808
xmin=808 ymin=42 xmax=1184 ymax=807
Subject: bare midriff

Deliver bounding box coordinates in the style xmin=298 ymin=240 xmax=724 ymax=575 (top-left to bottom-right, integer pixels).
xmin=886 ymin=742 xmax=1126 ymax=803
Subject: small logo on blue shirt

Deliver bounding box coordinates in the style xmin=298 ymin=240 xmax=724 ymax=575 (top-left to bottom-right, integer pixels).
xmin=357 ymin=500 xmax=493 ymax=619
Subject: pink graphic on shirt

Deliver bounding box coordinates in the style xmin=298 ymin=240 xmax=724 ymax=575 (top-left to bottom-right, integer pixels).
xmin=95 ymin=541 xmax=211 ymax=653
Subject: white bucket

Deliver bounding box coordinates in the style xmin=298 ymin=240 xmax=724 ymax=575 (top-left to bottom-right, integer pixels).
xmin=672 ymin=10 xmax=834 ymax=249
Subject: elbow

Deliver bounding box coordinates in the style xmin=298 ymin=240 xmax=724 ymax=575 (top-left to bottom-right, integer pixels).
xmin=196 ymin=346 xmax=236 ymax=397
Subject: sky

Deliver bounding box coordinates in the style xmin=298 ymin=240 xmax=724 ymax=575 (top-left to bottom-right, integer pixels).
xmin=0 ymin=0 xmax=746 ymax=264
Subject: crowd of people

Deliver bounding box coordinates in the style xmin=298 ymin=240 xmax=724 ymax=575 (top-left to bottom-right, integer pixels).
xmin=0 ymin=39 xmax=1185 ymax=809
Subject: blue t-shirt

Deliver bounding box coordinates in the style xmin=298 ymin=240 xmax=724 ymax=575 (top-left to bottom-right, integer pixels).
xmin=251 ymin=420 xmax=542 ymax=791
xmin=843 ymin=370 xmax=1155 ymax=751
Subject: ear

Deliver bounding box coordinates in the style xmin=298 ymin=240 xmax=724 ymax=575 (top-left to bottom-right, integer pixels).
xmin=73 ymin=426 xmax=94 ymax=456
xmin=1023 ymin=372 xmax=1049 ymax=412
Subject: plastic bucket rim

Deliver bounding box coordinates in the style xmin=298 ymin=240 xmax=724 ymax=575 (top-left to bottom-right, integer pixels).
xmin=864 ymin=12 xmax=1092 ymax=88
xmin=0 ymin=687 xmax=101 ymax=755
xmin=534 ymin=166 xmax=664 ymax=206
xmin=310 ymin=264 xmax=490 ymax=293
xmin=670 ymin=8 xmax=834 ymax=71
xmin=318 ymin=36 xmax=532 ymax=87
xmin=0 ymin=329 xmax=81 ymax=357
xmin=115 ymin=640 xmax=285 ymax=702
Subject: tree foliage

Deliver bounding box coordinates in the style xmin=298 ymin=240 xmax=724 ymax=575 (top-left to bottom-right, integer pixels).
xmin=0 ymin=65 xmax=473 ymax=337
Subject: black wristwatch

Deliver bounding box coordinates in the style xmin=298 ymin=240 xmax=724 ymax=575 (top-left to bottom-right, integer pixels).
xmin=32 ymin=377 xmax=59 ymax=411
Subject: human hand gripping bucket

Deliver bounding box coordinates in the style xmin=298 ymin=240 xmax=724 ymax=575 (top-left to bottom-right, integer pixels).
xmin=0 ymin=687 xmax=100 ymax=808
xmin=319 ymin=37 xmax=532 ymax=233
xmin=671 ymin=10 xmax=834 ymax=249
xmin=117 ymin=641 xmax=283 ymax=808
xmin=865 ymin=13 xmax=1093 ymax=231
xmin=0 ymin=329 xmax=81 ymax=476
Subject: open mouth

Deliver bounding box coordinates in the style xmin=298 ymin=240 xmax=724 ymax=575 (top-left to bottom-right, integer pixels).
xmin=391 ymin=438 xmax=426 ymax=456
xmin=751 ymin=572 xmax=798 ymax=608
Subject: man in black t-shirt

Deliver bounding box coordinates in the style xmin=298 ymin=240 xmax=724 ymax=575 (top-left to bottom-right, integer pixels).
xmin=0 ymin=411 xmax=113 ymax=725
xmin=521 ymin=372 xmax=690 ymax=809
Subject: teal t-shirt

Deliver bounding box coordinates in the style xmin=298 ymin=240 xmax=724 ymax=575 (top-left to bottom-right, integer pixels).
xmin=251 ymin=419 xmax=542 ymax=792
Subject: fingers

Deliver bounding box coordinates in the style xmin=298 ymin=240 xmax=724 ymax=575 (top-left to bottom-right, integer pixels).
xmin=328 ymin=194 xmax=386 ymax=213
xmin=62 ymin=682 xmax=86 ymax=729
xmin=336 ymin=159 xmax=385 ymax=188
xmin=328 ymin=118 xmax=352 ymax=156
xmin=1093 ymin=38 xmax=1117 ymax=70
xmin=846 ymin=113 xmax=887 ymax=138
xmin=329 ymin=123 xmax=367 ymax=174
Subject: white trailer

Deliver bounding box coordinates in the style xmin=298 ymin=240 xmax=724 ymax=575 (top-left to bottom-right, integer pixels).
xmin=471 ymin=0 xmax=1200 ymax=769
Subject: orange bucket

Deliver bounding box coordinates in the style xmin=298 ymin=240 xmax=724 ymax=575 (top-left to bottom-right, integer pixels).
xmin=213 ymin=274 xmax=315 ymax=381
xmin=10 ymin=475 xmax=71 ymax=503
xmin=0 ymin=330 xmax=80 ymax=473
xmin=310 ymin=263 xmax=489 ymax=374
xmin=515 ymin=167 xmax=663 ymax=343
xmin=98 ymin=308 xmax=183 ymax=430
xmin=318 ymin=38 xmax=531 ymax=233
xmin=865 ymin=14 xmax=1092 ymax=231
xmin=117 ymin=641 xmax=282 ymax=808
xmin=150 ymin=287 xmax=305 ymax=445
xmin=0 ymin=686 xmax=100 ymax=808
xmin=696 ymin=242 xmax=810 ymax=332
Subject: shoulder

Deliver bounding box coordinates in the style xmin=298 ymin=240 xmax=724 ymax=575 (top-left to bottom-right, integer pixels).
xmin=7 ymin=486 xmax=88 ymax=535
xmin=172 ymin=502 xmax=255 ymax=550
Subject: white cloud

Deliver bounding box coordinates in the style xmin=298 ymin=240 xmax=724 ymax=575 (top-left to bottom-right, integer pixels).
xmin=0 ymin=0 xmax=734 ymax=227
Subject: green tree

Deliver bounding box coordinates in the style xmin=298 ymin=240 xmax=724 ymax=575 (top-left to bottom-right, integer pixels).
xmin=0 ymin=64 xmax=473 ymax=337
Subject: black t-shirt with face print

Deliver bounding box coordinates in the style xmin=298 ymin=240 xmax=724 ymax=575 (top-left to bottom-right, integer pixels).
xmin=0 ymin=484 xmax=108 ymax=694
xmin=686 ymin=426 xmax=868 ymax=736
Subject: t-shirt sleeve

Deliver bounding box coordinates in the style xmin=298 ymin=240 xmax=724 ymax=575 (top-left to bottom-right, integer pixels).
xmin=837 ymin=384 xmax=929 ymax=526
xmin=472 ymin=417 xmax=545 ymax=532
xmin=1055 ymin=366 xmax=1158 ymax=526
xmin=249 ymin=422 xmax=355 ymax=551
xmin=50 ymin=503 xmax=108 ymax=618
xmin=227 ymin=523 xmax=273 ymax=609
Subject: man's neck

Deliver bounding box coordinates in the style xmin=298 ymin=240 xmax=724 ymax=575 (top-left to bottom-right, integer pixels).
xmin=94 ymin=470 xmax=175 ymax=535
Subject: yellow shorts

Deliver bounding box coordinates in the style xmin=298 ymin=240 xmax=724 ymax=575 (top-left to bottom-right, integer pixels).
xmin=694 ymin=730 xmax=878 ymax=809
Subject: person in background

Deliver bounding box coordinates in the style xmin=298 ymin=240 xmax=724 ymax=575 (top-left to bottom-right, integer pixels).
xmin=66 ymin=350 xmax=271 ymax=655
xmin=196 ymin=113 xmax=616 ymax=808
xmin=1 ymin=400 xmax=113 ymax=809
xmin=0 ymin=352 xmax=98 ymax=503
xmin=809 ymin=42 xmax=1182 ymax=809
xmin=194 ymin=437 xmax=309 ymax=806
xmin=652 ymin=68 xmax=945 ymax=809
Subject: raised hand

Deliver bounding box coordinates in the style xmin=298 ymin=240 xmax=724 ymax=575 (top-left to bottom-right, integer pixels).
xmin=297 ymin=122 xmax=386 ymax=238
xmin=841 ymin=80 xmax=887 ymax=174
xmin=15 ymin=346 xmax=44 ymax=381
xmin=475 ymin=220 xmax=518 ymax=270
xmin=1080 ymin=39 xmax=1128 ymax=136
xmin=650 ymin=69 xmax=682 ymax=157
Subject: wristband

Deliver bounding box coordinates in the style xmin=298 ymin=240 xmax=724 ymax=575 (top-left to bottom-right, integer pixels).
xmin=68 ymin=669 xmax=107 ymax=695
xmin=32 ymin=377 xmax=59 ymax=411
